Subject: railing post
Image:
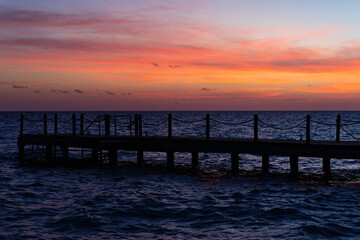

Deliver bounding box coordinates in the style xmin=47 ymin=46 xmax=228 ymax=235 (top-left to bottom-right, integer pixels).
xmin=168 ymin=114 xmax=172 ymax=138
xmin=139 ymin=114 xmax=142 ymax=137
xmin=336 ymin=114 xmax=341 ymax=142
xmin=72 ymin=114 xmax=76 ymax=136
xmin=105 ymin=114 xmax=110 ymax=137
xmin=254 ymin=114 xmax=258 ymax=142
xmin=44 ymin=114 xmax=47 ymax=135
xmin=80 ymin=114 xmax=84 ymax=136
xmin=54 ymin=114 xmax=58 ymax=134
xmin=20 ymin=114 xmax=24 ymax=135
xmin=306 ymin=115 xmax=310 ymax=144
xmin=114 ymin=116 xmax=117 ymax=136
xmin=206 ymin=114 xmax=210 ymax=140
xmin=135 ymin=114 xmax=139 ymax=137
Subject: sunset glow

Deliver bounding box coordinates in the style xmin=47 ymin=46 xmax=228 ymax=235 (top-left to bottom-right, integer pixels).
xmin=1 ymin=0 xmax=360 ymax=110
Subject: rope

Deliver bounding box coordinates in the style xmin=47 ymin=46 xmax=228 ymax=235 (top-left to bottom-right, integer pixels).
xmin=23 ymin=117 xmax=43 ymax=123
xmin=173 ymin=117 xmax=206 ymax=123
xmin=340 ymin=126 xmax=360 ymax=140
xmin=58 ymin=117 xmax=73 ymax=124
xmin=310 ymin=120 xmax=337 ymax=126
xmin=341 ymin=119 xmax=360 ymax=123
xmin=142 ymin=118 xmax=168 ymax=127
xmin=259 ymin=119 xmax=306 ymax=131
xmin=211 ymin=118 xmax=253 ymax=126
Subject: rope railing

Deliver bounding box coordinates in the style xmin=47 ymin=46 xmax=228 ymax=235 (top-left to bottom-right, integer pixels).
xmin=340 ymin=126 xmax=360 ymax=140
xmin=210 ymin=118 xmax=253 ymax=126
xmin=19 ymin=113 xmax=360 ymax=142
xmin=142 ymin=118 xmax=168 ymax=127
xmin=259 ymin=119 xmax=306 ymax=131
xmin=310 ymin=119 xmax=337 ymax=126
xmin=23 ymin=116 xmax=43 ymax=123
xmin=173 ymin=117 xmax=206 ymax=123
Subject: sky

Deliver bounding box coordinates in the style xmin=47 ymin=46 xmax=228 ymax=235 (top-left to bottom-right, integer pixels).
xmin=1 ymin=0 xmax=360 ymax=111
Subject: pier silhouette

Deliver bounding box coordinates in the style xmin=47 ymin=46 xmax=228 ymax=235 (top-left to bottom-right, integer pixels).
xmin=17 ymin=113 xmax=360 ymax=175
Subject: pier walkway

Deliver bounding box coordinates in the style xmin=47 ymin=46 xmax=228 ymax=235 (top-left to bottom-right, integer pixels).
xmin=17 ymin=113 xmax=360 ymax=175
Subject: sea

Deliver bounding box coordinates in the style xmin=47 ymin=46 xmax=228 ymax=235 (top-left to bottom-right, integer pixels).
xmin=1 ymin=111 xmax=360 ymax=239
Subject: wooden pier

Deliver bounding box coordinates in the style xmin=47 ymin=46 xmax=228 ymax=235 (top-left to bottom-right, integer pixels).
xmin=17 ymin=113 xmax=360 ymax=175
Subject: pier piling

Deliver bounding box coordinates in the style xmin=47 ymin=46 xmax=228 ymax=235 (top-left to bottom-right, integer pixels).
xmin=137 ymin=151 xmax=144 ymax=166
xmin=290 ymin=156 xmax=299 ymax=175
xmin=231 ymin=153 xmax=239 ymax=174
xmin=167 ymin=151 xmax=175 ymax=169
xmin=108 ymin=148 xmax=117 ymax=165
xmin=192 ymin=152 xmax=199 ymax=169
xmin=323 ymin=157 xmax=331 ymax=175
xmin=262 ymin=154 xmax=270 ymax=173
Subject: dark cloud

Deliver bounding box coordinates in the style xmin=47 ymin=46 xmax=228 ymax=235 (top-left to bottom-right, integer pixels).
xmin=168 ymin=65 xmax=182 ymax=68
xmin=121 ymin=93 xmax=132 ymax=96
xmin=74 ymin=89 xmax=85 ymax=94
xmin=151 ymin=62 xmax=159 ymax=67
xmin=104 ymin=91 xmax=114 ymax=95
xmin=33 ymin=90 xmax=40 ymax=93
xmin=0 ymin=9 xmax=109 ymax=27
xmin=201 ymin=88 xmax=211 ymax=91
xmin=12 ymin=85 xmax=28 ymax=88
xmin=51 ymin=89 xmax=69 ymax=94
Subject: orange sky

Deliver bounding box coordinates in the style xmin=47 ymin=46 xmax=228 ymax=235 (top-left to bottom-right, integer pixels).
xmin=1 ymin=0 xmax=360 ymax=110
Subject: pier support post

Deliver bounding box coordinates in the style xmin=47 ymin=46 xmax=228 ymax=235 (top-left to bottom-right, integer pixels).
xmin=62 ymin=146 xmax=69 ymax=160
xmin=137 ymin=151 xmax=144 ymax=166
xmin=336 ymin=115 xmax=341 ymax=142
xmin=168 ymin=114 xmax=172 ymax=139
xmin=290 ymin=156 xmax=299 ymax=175
xmin=91 ymin=149 xmax=98 ymax=162
xmin=254 ymin=114 xmax=258 ymax=142
xmin=323 ymin=157 xmax=331 ymax=175
xmin=108 ymin=148 xmax=117 ymax=165
xmin=18 ymin=141 xmax=25 ymax=165
xmin=262 ymin=154 xmax=269 ymax=173
xmin=231 ymin=153 xmax=239 ymax=174
xmin=105 ymin=114 xmax=110 ymax=137
xmin=167 ymin=151 xmax=175 ymax=169
xmin=192 ymin=152 xmax=199 ymax=169
xmin=45 ymin=144 xmax=52 ymax=161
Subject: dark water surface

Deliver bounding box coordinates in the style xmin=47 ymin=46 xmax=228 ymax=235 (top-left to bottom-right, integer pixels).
xmin=1 ymin=111 xmax=360 ymax=239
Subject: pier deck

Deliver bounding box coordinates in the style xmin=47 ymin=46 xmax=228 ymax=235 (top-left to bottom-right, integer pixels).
xmin=18 ymin=133 xmax=360 ymax=175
